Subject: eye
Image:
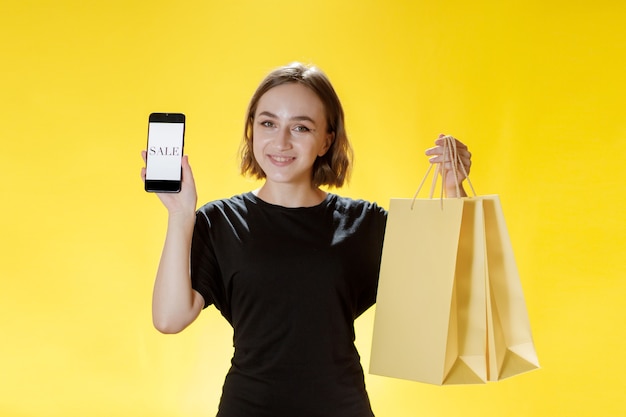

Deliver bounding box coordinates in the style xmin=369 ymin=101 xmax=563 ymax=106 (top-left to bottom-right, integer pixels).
xmin=259 ymin=120 xmax=275 ymax=128
xmin=293 ymin=125 xmax=312 ymax=133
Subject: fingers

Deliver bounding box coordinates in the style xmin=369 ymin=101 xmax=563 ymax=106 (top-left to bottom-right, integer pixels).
xmin=425 ymin=135 xmax=469 ymax=158
xmin=426 ymin=149 xmax=471 ymax=164
xmin=437 ymin=161 xmax=470 ymax=174
xmin=425 ymin=148 xmax=471 ymax=165
xmin=181 ymin=155 xmax=195 ymax=185
xmin=140 ymin=150 xmax=147 ymax=181
xmin=424 ymin=134 xmax=472 ymax=174
xmin=434 ymin=135 xmax=468 ymax=150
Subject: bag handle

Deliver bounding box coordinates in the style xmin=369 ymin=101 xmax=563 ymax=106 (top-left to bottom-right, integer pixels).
xmin=410 ymin=135 xmax=476 ymax=209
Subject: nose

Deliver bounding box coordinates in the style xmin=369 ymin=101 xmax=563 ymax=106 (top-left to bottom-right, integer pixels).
xmin=275 ymin=127 xmax=293 ymax=150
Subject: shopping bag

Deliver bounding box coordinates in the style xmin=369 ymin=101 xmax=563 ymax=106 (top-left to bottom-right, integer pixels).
xmin=482 ymin=195 xmax=540 ymax=381
xmin=369 ymin=136 xmax=539 ymax=385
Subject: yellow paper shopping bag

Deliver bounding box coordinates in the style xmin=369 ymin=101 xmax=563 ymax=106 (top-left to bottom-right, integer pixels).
xmin=482 ymin=196 xmax=540 ymax=380
xmin=369 ymin=136 xmax=539 ymax=385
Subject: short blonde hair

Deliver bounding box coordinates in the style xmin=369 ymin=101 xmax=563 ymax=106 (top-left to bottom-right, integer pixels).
xmin=240 ymin=63 xmax=353 ymax=188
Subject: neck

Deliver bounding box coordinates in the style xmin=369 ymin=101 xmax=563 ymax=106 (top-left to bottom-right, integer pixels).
xmin=254 ymin=182 xmax=327 ymax=208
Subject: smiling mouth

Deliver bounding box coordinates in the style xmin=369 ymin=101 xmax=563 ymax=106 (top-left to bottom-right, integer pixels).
xmin=269 ymin=155 xmax=295 ymax=163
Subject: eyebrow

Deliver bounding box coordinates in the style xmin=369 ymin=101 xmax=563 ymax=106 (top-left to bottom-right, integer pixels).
xmin=257 ymin=111 xmax=317 ymax=125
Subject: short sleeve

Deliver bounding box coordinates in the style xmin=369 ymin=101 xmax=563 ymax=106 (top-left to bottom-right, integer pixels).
xmin=190 ymin=210 xmax=218 ymax=309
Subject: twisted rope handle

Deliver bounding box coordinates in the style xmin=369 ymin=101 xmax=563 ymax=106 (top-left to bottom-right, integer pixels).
xmin=410 ymin=135 xmax=476 ymax=209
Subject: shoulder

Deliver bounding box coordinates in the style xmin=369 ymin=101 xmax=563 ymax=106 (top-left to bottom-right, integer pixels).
xmin=198 ymin=192 xmax=251 ymax=212
xmin=330 ymin=194 xmax=387 ymax=220
xmin=195 ymin=193 xmax=253 ymax=224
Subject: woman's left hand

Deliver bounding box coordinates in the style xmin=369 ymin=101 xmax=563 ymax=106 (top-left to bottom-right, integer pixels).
xmin=424 ymin=133 xmax=472 ymax=197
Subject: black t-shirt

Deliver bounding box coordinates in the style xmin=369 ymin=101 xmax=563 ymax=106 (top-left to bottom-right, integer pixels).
xmin=191 ymin=192 xmax=387 ymax=417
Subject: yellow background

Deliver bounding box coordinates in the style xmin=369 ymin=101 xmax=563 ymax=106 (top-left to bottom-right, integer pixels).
xmin=1 ymin=1 xmax=624 ymax=416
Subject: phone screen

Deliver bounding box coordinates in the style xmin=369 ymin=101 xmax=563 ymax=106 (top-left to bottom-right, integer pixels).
xmin=145 ymin=113 xmax=185 ymax=192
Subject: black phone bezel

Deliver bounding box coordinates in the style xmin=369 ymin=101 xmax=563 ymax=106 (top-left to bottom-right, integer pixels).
xmin=144 ymin=112 xmax=186 ymax=193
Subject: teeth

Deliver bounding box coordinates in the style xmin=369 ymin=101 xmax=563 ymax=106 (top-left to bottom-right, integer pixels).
xmin=271 ymin=156 xmax=293 ymax=162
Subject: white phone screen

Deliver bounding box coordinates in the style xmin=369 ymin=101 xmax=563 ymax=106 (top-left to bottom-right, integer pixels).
xmin=146 ymin=122 xmax=184 ymax=181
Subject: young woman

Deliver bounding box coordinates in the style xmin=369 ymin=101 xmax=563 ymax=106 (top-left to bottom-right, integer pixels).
xmin=142 ymin=62 xmax=472 ymax=417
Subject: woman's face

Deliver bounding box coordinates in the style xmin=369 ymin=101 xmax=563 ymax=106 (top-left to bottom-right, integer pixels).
xmin=252 ymin=83 xmax=331 ymax=188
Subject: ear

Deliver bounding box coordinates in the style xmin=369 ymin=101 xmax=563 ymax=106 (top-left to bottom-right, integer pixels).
xmin=318 ymin=131 xmax=334 ymax=157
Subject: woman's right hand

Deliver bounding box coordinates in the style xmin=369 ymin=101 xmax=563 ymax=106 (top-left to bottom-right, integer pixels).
xmin=141 ymin=150 xmax=198 ymax=216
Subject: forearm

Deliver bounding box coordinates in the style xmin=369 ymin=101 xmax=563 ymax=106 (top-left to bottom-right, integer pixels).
xmin=152 ymin=211 xmax=203 ymax=333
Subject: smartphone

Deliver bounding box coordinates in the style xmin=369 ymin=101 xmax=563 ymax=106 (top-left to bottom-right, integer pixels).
xmin=145 ymin=112 xmax=185 ymax=193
